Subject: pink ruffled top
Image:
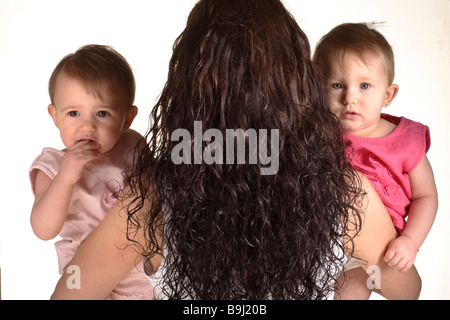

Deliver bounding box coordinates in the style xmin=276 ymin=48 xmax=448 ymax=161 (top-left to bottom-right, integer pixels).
xmin=344 ymin=114 xmax=430 ymax=231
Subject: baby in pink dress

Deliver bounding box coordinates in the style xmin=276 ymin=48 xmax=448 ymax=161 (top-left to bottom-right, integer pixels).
xmin=314 ymin=23 xmax=438 ymax=299
xmin=29 ymin=45 xmax=153 ymax=299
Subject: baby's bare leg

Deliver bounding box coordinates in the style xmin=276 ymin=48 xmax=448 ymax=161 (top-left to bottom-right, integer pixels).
xmin=335 ymin=267 xmax=372 ymax=300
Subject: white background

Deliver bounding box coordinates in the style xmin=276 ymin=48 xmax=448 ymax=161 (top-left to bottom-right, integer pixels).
xmin=1 ymin=0 xmax=449 ymax=300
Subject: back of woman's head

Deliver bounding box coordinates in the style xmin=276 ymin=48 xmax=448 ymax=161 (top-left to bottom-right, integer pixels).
xmin=161 ymin=0 xmax=325 ymax=133
xmin=129 ymin=0 xmax=362 ymax=299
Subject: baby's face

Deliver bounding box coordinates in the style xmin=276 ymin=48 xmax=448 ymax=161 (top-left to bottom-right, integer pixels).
xmin=326 ymin=52 xmax=393 ymax=137
xmin=49 ymin=74 xmax=133 ymax=154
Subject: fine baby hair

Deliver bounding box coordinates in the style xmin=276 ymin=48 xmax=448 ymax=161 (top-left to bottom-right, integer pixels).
xmin=313 ymin=22 xmax=395 ymax=85
xmin=48 ymin=44 xmax=136 ymax=108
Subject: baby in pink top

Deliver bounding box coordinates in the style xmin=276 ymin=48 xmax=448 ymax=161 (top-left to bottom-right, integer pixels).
xmin=29 ymin=45 xmax=153 ymax=299
xmin=314 ymin=23 xmax=438 ymax=299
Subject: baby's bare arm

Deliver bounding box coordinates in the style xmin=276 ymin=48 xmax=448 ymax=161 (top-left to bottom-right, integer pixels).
xmin=30 ymin=170 xmax=74 ymax=240
xmin=402 ymin=155 xmax=438 ymax=249
xmin=30 ymin=141 xmax=101 ymax=240
xmin=384 ymin=155 xmax=438 ymax=271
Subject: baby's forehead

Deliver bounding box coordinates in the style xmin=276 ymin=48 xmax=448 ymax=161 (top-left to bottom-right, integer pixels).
xmin=330 ymin=49 xmax=389 ymax=75
xmin=58 ymin=72 xmax=126 ymax=104
xmin=330 ymin=49 xmax=393 ymax=81
xmin=334 ymin=49 xmax=385 ymax=66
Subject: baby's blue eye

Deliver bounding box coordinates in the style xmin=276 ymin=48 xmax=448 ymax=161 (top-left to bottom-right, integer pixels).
xmin=97 ymin=111 xmax=109 ymax=117
xmin=331 ymin=83 xmax=342 ymax=89
xmin=360 ymin=83 xmax=370 ymax=90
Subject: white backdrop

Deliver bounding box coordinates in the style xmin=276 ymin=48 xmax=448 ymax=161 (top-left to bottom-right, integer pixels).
xmin=1 ymin=0 xmax=449 ymax=300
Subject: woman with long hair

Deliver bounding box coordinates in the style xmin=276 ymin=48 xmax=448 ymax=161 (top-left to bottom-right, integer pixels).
xmin=51 ymin=0 xmax=421 ymax=300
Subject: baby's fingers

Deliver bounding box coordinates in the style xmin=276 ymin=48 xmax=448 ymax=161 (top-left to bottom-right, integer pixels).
xmin=58 ymin=149 xmax=101 ymax=186
xmin=70 ymin=140 xmax=100 ymax=152
xmin=384 ymin=247 xmax=396 ymax=264
xmin=397 ymin=260 xmax=413 ymax=273
xmin=384 ymin=249 xmax=402 ymax=268
xmin=61 ymin=144 xmax=102 ymax=171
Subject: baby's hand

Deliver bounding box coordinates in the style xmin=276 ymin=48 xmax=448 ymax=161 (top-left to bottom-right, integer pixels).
xmin=384 ymin=235 xmax=418 ymax=272
xmin=58 ymin=140 xmax=101 ymax=186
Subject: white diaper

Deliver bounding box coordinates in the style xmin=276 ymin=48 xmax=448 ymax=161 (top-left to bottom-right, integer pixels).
xmin=344 ymin=256 xmax=364 ymax=271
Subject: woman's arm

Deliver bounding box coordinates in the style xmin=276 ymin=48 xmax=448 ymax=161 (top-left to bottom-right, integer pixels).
xmin=50 ymin=186 xmax=152 ymax=300
xmin=349 ymin=174 xmax=422 ymax=300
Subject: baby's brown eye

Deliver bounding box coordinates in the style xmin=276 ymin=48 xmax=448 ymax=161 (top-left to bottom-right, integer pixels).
xmin=97 ymin=111 xmax=108 ymax=117
xmin=68 ymin=111 xmax=79 ymax=117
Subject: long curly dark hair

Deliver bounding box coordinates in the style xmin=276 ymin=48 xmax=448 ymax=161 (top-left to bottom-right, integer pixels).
xmin=126 ymin=0 xmax=363 ymax=299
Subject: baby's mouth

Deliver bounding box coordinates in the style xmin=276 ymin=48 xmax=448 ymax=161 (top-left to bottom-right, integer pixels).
xmin=342 ymin=111 xmax=359 ymax=119
xmin=79 ymin=139 xmax=95 ymax=142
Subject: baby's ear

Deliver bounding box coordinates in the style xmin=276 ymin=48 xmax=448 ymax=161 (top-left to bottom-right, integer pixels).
xmin=123 ymin=105 xmax=138 ymax=129
xmin=48 ymin=104 xmax=59 ymax=128
xmin=383 ymin=84 xmax=399 ymax=108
